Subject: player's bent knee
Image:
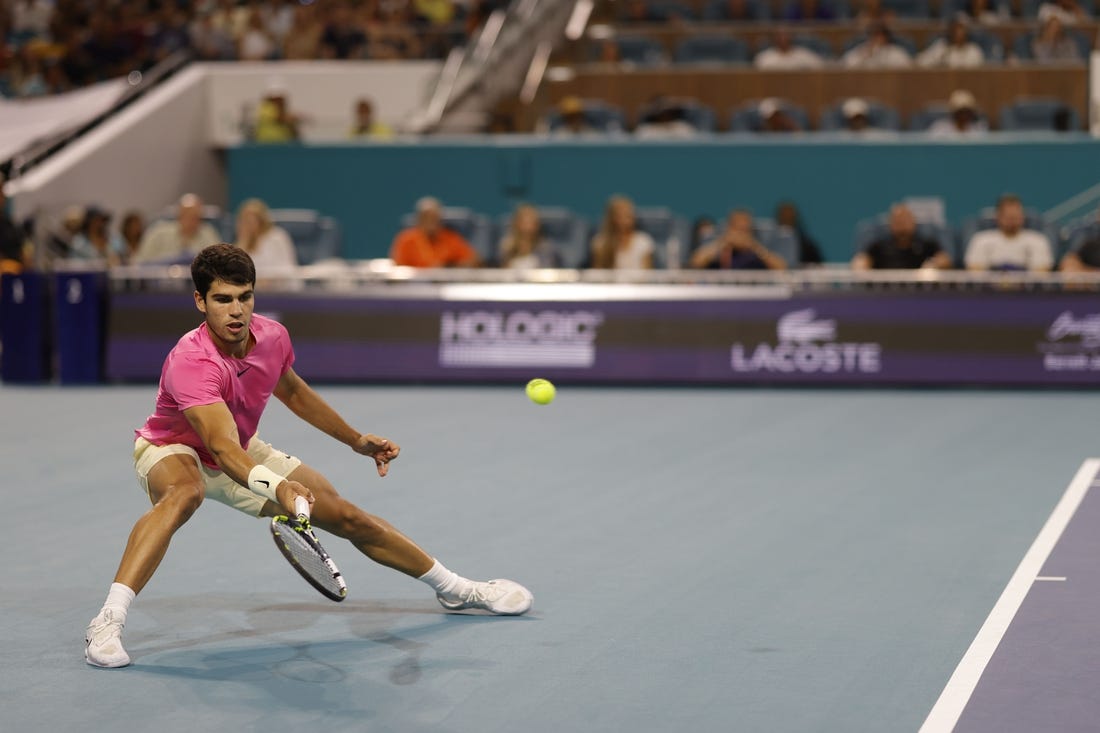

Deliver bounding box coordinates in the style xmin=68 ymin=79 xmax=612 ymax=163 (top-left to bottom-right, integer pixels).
xmin=326 ymin=504 xmax=388 ymax=544
xmin=155 ymin=482 xmax=204 ymax=520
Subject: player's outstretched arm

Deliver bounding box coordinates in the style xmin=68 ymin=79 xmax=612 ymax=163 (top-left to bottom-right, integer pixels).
xmin=183 ymin=401 xmax=314 ymax=513
xmin=274 ymin=368 xmax=400 ymax=476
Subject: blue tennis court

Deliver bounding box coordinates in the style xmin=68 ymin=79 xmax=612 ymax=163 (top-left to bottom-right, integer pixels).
xmin=3 ymin=384 xmax=1099 ymax=732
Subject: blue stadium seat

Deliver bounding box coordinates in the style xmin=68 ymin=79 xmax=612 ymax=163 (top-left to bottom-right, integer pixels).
xmin=673 ymin=36 xmax=751 ymax=65
xmin=727 ymin=99 xmax=811 ymax=132
xmin=939 ymin=0 xmax=1011 ymax=17
xmin=781 ymin=0 xmax=852 ymax=19
xmin=702 ymin=0 xmax=771 ymax=21
xmin=496 ymin=207 xmax=590 ymax=268
xmin=643 ymin=0 xmax=697 ymax=20
xmin=879 ymin=0 xmax=931 ymax=17
xmin=545 ymin=99 xmax=626 ymax=133
xmin=998 ymin=98 xmax=1080 ymax=131
xmin=268 ymin=209 xmax=343 ymax=264
xmin=818 ymin=99 xmax=902 ymax=131
xmin=604 ymin=36 xmax=668 ymax=66
xmin=633 ymin=207 xmax=691 ymax=268
xmin=401 ymin=207 xmax=494 ymax=264
xmin=1060 ymin=217 xmax=1100 ymax=260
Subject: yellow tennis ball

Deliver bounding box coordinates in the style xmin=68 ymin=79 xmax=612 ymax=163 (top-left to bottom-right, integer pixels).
xmin=526 ymin=378 xmax=556 ymax=405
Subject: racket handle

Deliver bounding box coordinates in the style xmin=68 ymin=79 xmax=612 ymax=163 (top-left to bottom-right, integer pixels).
xmin=294 ymin=495 xmax=310 ymax=521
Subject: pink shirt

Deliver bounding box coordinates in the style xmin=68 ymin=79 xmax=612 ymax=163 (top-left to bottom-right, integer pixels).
xmin=136 ymin=314 xmax=295 ymax=468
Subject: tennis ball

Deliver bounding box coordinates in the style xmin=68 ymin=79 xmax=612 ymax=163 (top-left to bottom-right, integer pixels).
xmin=526 ymin=378 xmax=556 ymax=405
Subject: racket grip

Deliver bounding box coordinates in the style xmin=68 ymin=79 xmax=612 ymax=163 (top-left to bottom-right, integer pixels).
xmin=294 ymin=495 xmax=310 ymax=520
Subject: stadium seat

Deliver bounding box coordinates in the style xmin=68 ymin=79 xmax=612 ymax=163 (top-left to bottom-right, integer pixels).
xmin=998 ymin=98 xmax=1080 ymax=131
xmin=1060 ymin=217 xmax=1100 ymax=260
xmin=603 ymin=36 xmax=668 ymax=66
xmin=632 ymin=207 xmax=691 ymax=268
xmin=879 ymin=0 xmax=931 ymax=17
xmin=401 ymin=207 xmax=494 ymax=264
xmin=545 ymin=99 xmax=627 ymax=133
xmin=702 ymin=0 xmax=771 ymax=21
xmin=673 ymin=36 xmax=751 ymax=65
xmin=496 ymin=207 xmax=590 ymax=268
xmin=643 ymin=0 xmax=696 ymax=20
xmin=939 ymin=0 xmax=1010 ymax=16
xmin=727 ymin=99 xmax=811 ymax=132
xmin=818 ymin=99 xmax=901 ymax=131
xmin=268 ymin=209 xmax=343 ymax=264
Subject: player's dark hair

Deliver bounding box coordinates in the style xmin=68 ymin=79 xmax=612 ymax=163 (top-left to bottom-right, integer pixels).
xmin=191 ymin=243 xmax=256 ymax=298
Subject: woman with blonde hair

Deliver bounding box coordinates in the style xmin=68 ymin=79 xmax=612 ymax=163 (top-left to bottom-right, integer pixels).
xmin=589 ymin=195 xmax=655 ymax=269
xmin=233 ymin=198 xmax=298 ymax=277
xmin=498 ymin=204 xmax=561 ymax=269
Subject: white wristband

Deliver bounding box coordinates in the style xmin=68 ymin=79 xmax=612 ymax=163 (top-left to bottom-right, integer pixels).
xmin=247 ymin=465 xmax=285 ymax=502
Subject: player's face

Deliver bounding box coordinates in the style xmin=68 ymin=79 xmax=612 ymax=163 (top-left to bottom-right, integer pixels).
xmin=195 ymin=279 xmax=255 ymax=355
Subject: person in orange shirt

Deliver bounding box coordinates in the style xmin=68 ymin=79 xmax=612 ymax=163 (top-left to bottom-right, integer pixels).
xmin=390 ymin=197 xmax=480 ymax=268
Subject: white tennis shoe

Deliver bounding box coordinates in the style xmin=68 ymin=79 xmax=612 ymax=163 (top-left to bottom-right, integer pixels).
xmin=85 ymin=609 xmax=131 ymax=668
xmin=437 ymin=579 xmax=533 ymax=615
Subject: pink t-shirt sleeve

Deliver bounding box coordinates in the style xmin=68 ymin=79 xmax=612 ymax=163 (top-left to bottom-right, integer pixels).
xmin=164 ymin=352 xmax=227 ymax=410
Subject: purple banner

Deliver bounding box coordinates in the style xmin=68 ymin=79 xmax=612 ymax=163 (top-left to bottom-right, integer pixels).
xmin=105 ymin=290 xmax=1100 ymax=386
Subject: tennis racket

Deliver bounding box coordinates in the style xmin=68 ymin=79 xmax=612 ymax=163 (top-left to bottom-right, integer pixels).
xmin=270 ymin=496 xmax=347 ymax=602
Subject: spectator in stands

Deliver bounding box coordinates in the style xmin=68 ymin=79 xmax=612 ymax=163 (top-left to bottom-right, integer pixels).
xmin=1038 ymin=0 xmax=1090 ymax=26
xmin=784 ymin=0 xmax=837 ymax=21
xmin=775 ymin=201 xmax=823 ymax=265
xmin=132 ymin=194 xmax=221 ymax=264
xmin=754 ymin=28 xmax=826 ymax=70
xmin=238 ymin=9 xmax=277 ymax=61
xmin=190 ymin=11 xmax=237 ymax=61
xmin=595 ymin=39 xmax=623 ymax=64
xmin=839 ymin=97 xmax=896 ymax=137
xmin=1058 ymin=214 xmax=1100 ymax=271
xmin=233 ymin=198 xmax=298 ymax=277
xmin=0 ymin=175 xmax=31 ymax=273
xmin=852 ymin=203 xmax=952 ymax=270
xmin=11 ymin=0 xmax=53 ymax=40
xmin=281 ymin=2 xmax=325 ymax=59
xmin=709 ymin=0 xmax=758 ymax=21
xmin=363 ymin=0 xmax=423 ymax=59
xmin=42 ymin=205 xmax=86 ymax=263
xmin=958 ymin=0 xmax=1010 ymax=25
xmin=118 ymin=211 xmax=146 ymax=265
xmin=552 ymin=96 xmax=603 ymax=136
xmin=349 ymin=97 xmax=394 ymax=139
xmin=758 ymin=98 xmax=803 ymax=133
xmin=589 ymin=195 xmax=655 ymax=269
xmin=415 ymin=0 xmax=458 ymax=26
xmin=690 ymin=209 xmax=787 ymax=270
xmin=320 ymin=1 xmax=368 ymax=59
xmin=70 ymin=205 xmax=124 ymax=267
xmin=853 ymin=0 xmax=895 ymax=29
xmin=843 ymin=24 xmax=912 ymax=68
xmin=928 ymin=89 xmax=988 ymax=138
xmin=148 ymin=5 xmax=193 ymax=66
xmin=622 ymin=0 xmax=669 ymax=22
xmin=965 ymin=194 xmax=1053 ymax=272
xmin=498 ymin=204 xmax=561 ymax=269
xmin=253 ymin=80 xmax=303 ymax=143
xmin=917 ymin=19 xmax=986 ymax=68
xmin=1031 ymin=17 xmax=1083 ymax=62
xmin=635 ymin=97 xmax=699 ymax=139
xmin=692 ymin=216 xmax=718 ymax=252
xmin=390 ymin=196 xmax=480 ymax=267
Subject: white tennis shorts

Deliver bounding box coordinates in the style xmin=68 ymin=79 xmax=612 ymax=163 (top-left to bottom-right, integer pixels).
xmin=133 ymin=435 xmax=302 ymax=517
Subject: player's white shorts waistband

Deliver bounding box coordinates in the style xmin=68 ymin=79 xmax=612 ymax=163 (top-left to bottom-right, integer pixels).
xmin=133 ymin=436 xmax=302 ymax=516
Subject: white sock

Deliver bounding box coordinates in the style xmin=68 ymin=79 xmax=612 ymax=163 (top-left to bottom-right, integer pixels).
xmin=418 ymin=559 xmax=473 ymax=597
xmin=100 ymin=582 xmax=136 ymax=623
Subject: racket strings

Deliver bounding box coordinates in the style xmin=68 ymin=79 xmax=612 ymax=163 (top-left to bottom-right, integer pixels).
xmin=275 ymin=522 xmax=344 ymax=596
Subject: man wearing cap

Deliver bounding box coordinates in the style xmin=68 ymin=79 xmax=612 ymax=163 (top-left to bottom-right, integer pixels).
xmin=389 ymin=197 xmax=480 ymax=268
xmin=551 ymin=96 xmax=602 ymax=136
xmin=929 ymin=90 xmax=988 ymax=138
xmin=133 ymin=194 xmax=222 ymax=264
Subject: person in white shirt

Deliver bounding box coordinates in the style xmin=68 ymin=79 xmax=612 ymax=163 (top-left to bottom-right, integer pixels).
xmin=842 ymin=24 xmax=912 ymax=68
xmin=928 ymin=89 xmax=989 ymax=138
xmin=589 ymin=195 xmax=655 ymax=269
xmin=964 ymin=194 xmax=1053 ymax=272
xmin=133 ymin=194 xmax=222 ymax=264
xmin=754 ymin=28 xmax=826 ymax=70
xmin=1038 ymin=0 xmax=1090 ymax=26
xmin=917 ymin=19 xmax=986 ymax=68
xmin=233 ymin=198 xmax=298 ymax=278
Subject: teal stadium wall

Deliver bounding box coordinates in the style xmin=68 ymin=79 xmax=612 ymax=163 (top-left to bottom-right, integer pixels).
xmin=227 ymin=136 xmax=1100 ymax=263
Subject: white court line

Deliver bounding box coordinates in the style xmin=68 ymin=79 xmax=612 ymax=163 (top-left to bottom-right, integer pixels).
xmin=1035 ymin=577 xmax=1067 ymax=582
xmin=919 ymin=458 xmax=1100 ymax=733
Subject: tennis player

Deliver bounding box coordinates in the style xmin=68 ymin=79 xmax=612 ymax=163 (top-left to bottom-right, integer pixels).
xmin=85 ymin=244 xmax=532 ymax=668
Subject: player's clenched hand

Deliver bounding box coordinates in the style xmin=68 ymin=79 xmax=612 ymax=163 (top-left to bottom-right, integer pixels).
xmin=275 ymin=479 xmax=314 ymax=515
xmin=353 ymin=433 xmax=401 ymax=476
